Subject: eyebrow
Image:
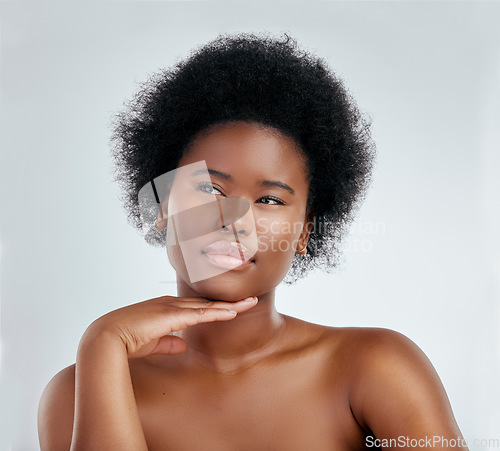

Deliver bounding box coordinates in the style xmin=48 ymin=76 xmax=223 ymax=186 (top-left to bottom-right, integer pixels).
xmin=191 ymin=168 xmax=295 ymax=195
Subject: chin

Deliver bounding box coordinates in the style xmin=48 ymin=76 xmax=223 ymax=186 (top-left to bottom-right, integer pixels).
xmin=187 ymin=274 xmax=256 ymax=302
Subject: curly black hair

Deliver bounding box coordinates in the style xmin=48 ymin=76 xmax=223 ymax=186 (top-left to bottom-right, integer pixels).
xmin=111 ymin=32 xmax=375 ymax=284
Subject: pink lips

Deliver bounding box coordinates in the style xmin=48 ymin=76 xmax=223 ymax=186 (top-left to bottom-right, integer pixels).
xmin=202 ymin=240 xmax=254 ymax=270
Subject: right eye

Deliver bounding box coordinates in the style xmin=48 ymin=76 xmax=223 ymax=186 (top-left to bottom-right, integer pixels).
xmin=195 ymin=182 xmax=224 ymax=195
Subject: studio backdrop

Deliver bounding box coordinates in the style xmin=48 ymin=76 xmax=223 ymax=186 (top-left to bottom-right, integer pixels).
xmin=0 ymin=2 xmax=499 ymax=450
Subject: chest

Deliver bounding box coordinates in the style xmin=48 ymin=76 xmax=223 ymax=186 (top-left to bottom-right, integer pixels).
xmin=132 ymin=359 xmax=367 ymax=450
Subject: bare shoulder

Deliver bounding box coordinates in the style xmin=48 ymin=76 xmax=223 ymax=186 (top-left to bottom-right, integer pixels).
xmin=329 ymin=326 xmax=426 ymax=361
xmin=329 ymin=326 xmax=441 ymax=386
xmin=321 ymin=326 xmax=466 ymax=446
xmin=38 ymin=364 xmax=76 ymax=451
xmin=286 ymin=322 xmax=466 ymax=442
xmin=281 ymin=317 xmax=414 ymax=357
xmin=295 ymin=323 xmax=431 ymax=367
xmin=314 ymin=325 xmax=447 ymax=397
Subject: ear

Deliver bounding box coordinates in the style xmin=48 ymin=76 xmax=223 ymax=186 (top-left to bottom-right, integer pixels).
xmin=154 ymin=203 xmax=169 ymax=232
xmin=296 ymin=207 xmax=315 ymax=255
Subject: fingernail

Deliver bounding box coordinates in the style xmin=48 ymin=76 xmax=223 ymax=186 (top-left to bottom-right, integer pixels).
xmin=242 ymin=296 xmax=258 ymax=303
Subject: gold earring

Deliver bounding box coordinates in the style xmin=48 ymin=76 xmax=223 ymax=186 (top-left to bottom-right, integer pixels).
xmin=296 ymin=244 xmax=308 ymax=255
xmin=154 ymin=219 xmax=166 ymax=232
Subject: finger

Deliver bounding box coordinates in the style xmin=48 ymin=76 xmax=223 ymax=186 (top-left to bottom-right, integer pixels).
xmin=167 ymin=306 xmax=240 ymax=332
xmin=168 ymin=296 xmax=258 ymax=313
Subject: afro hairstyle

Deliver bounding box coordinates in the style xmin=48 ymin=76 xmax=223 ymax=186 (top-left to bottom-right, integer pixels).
xmin=110 ymin=33 xmax=375 ymax=284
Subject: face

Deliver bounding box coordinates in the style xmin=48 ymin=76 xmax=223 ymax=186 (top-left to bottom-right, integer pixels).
xmin=166 ymin=122 xmax=313 ymax=301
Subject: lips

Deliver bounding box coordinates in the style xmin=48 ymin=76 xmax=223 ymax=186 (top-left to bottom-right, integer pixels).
xmin=203 ymin=240 xmax=253 ymax=261
xmin=202 ymin=240 xmax=254 ymax=270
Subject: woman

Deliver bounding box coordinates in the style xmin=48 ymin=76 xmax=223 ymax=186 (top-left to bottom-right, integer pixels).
xmin=38 ymin=34 xmax=467 ymax=450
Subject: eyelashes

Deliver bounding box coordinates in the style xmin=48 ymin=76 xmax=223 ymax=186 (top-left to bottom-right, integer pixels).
xmin=195 ymin=182 xmax=285 ymax=205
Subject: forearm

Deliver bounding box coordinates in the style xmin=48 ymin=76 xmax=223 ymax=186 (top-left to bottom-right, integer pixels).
xmin=71 ymin=328 xmax=148 ymax=451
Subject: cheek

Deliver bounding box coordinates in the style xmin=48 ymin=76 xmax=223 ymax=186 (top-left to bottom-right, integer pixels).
xmin=166 ymin=240 xmax=189 ymax=282
xmin=250 ymin=216 xmax=301 ymax=291
xmin=256 ymin=215 xmax=303 ymax=257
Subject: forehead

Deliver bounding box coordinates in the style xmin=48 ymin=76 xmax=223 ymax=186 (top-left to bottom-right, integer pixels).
xmin=178 ymin=122 xmax=309 ymax=185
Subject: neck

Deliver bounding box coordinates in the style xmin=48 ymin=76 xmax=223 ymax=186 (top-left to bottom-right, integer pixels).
xmin=176 ymin=276 xmax=286 ymax=373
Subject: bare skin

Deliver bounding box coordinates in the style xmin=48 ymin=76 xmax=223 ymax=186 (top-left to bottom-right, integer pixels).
xmin=38 ymin=122 xmax=467 ymax=450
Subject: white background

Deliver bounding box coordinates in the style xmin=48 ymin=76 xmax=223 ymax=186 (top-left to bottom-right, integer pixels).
xmin=1 ymin=2 xmax=499 ymax=450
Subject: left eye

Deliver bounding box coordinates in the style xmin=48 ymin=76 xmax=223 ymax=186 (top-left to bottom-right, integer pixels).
xmin=259 ymin=197 xmax=284 ymax=205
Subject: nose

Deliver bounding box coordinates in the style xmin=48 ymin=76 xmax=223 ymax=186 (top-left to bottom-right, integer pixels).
xmin=221 ymin=223 xmax=249 ymax=236
xmin=217 ymin=197 xmax=254 ymax=237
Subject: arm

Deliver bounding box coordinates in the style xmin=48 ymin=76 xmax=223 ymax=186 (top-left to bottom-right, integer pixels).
xmin=38 ymin=334 xmax=149 ymax=451
xmin=71 ymin=329 xmax=149 ymax=450
xmin=38 ymin=328 xmax=154 ymax=450
xmin=349 ymin=328 xmax=468 ymax=450
xmin=38 ymin=365 xmax=76 ymax=451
